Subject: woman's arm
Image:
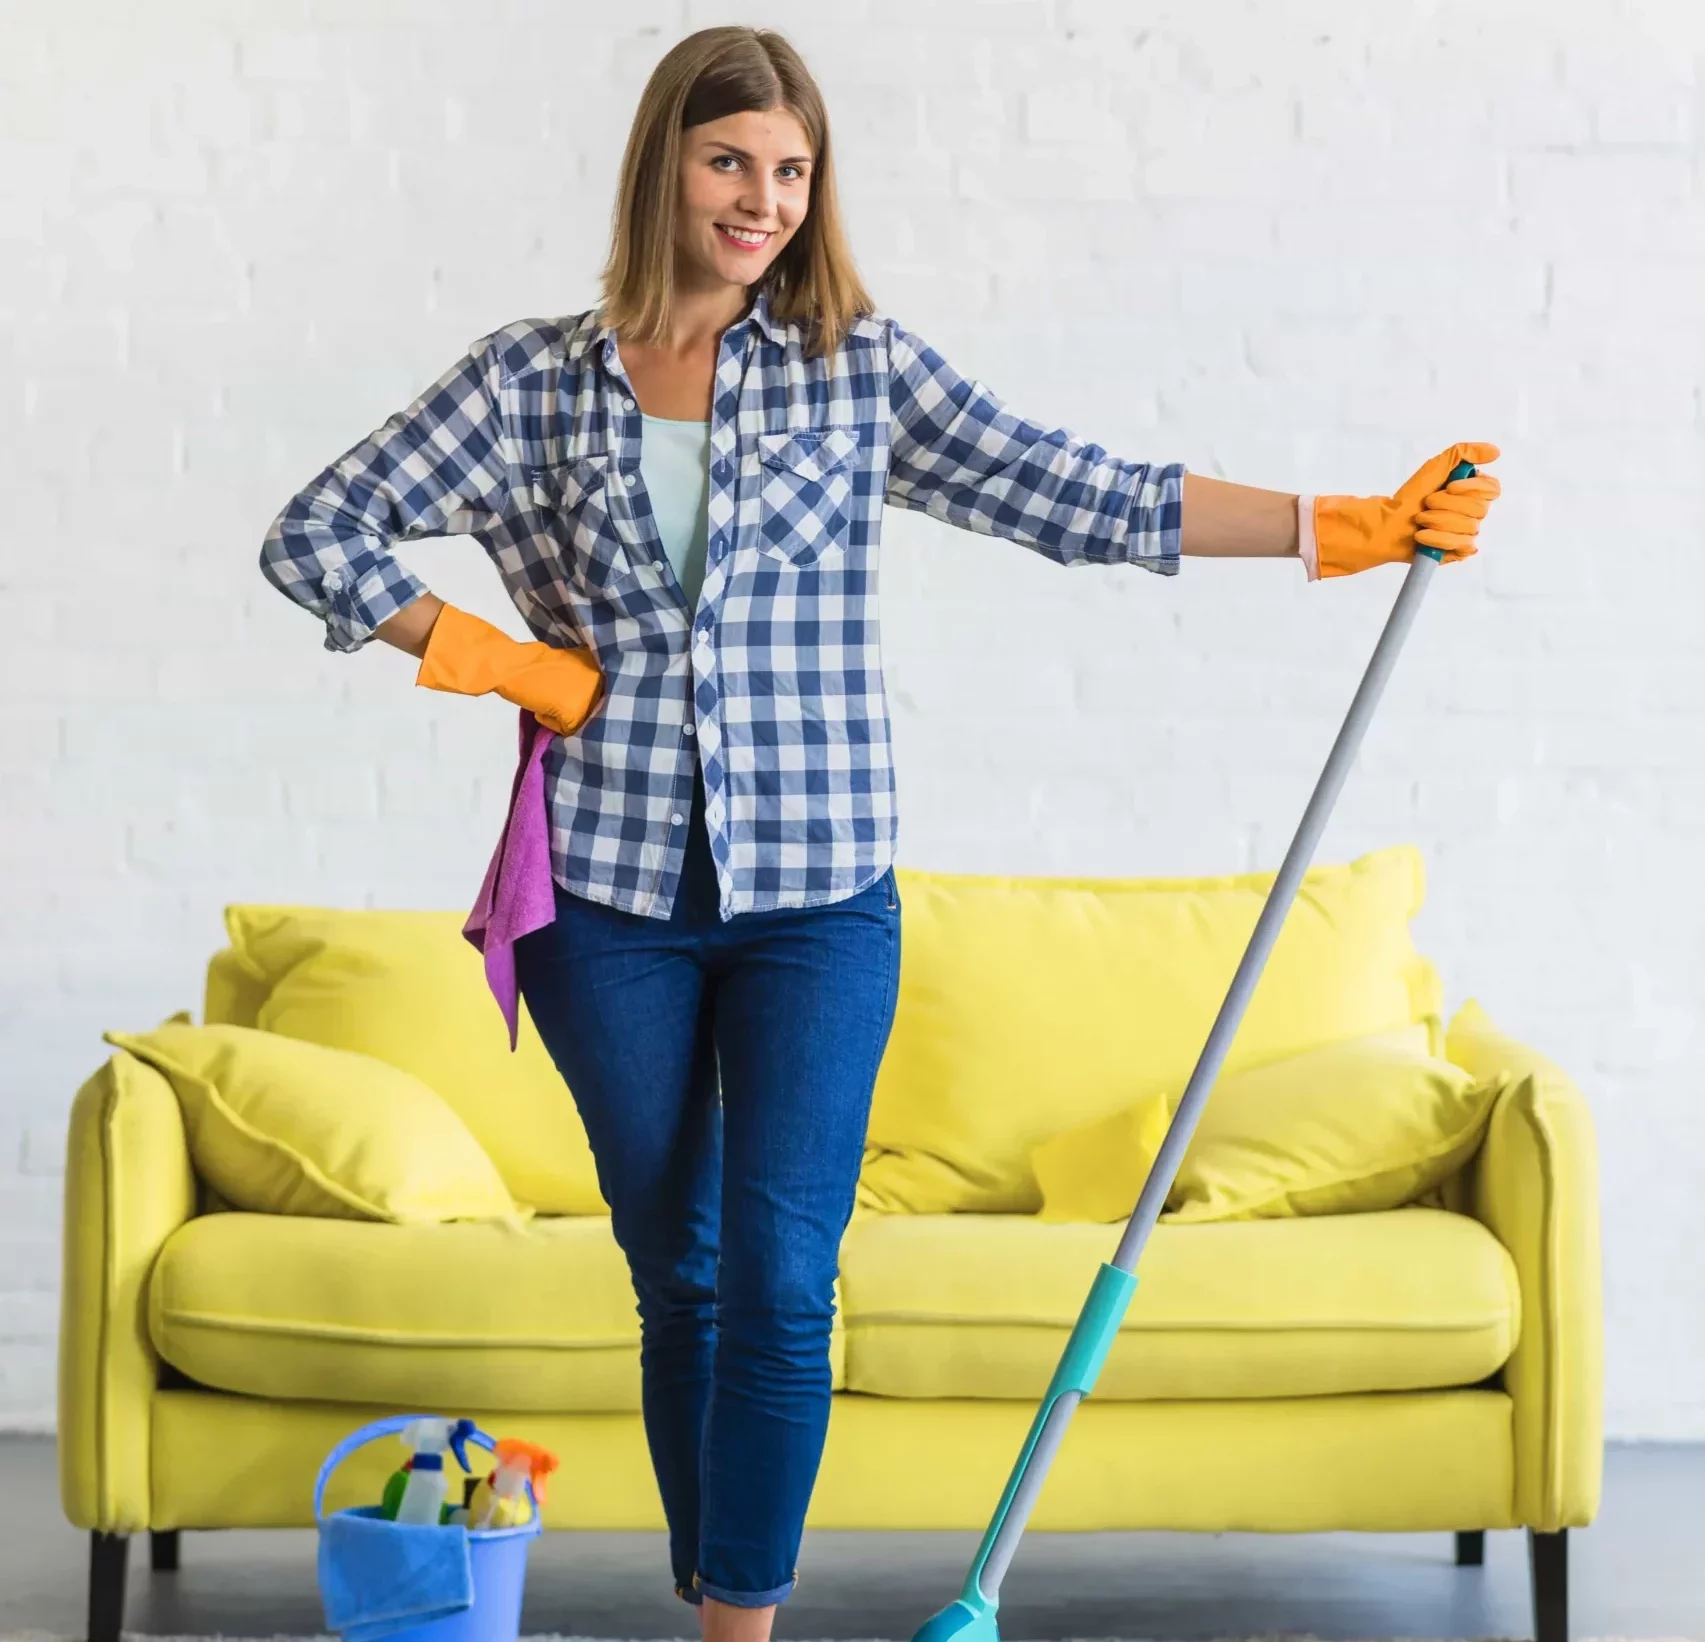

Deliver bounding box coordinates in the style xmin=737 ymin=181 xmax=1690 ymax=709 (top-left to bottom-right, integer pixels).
xmin=884 ymin=323 xmax=1496 ymax=582
xmin=1180 ymin=473 xmax=1302 ymax=561
xmin=374 ymin=591 xmax=448 ymax=658
xmin=259 ymin=333 xmax=512 ymax=653
xmin=263 ymin=330 xmax=605 ymax=733
xmin=1190 ymin=447 xmax=1505 ymax=578
xmin=1187 ymin=448 xmax=1503 ymax=577
xmin=884 ymin=321 xmax=1185 ymax=574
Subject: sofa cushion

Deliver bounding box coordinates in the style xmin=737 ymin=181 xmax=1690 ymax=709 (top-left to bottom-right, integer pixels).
xmin=861 ymin=845 xmax=1444 ymax=1215
xmin=210 ymin=906 xmax=605 ymax=1215
xmin=840 ymin=1208 xmax=1517 ymax=1400
xmin=103 ymin=1018 xmax=521 ymax=1226
xmin=1032 ymin=1024 xmax=1501 ymax=1225
xmin=150 ymin=1213 xmax=847 ymax=1411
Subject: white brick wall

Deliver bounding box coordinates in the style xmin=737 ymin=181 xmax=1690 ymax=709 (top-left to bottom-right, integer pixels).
xmin=4 ymin=0 xmax=1702 ymax=1439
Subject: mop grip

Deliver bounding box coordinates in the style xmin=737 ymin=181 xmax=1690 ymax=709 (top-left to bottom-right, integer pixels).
xmin=1415 ymin=459 xmax=1478 ymax=563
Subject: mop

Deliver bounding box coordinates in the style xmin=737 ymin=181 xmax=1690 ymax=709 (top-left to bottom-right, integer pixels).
xmin=911 ymin=461 xmax=1480 ymax=1642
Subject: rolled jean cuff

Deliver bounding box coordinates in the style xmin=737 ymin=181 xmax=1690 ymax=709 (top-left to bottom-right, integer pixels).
xmin=693 ymin=1571 xmax=798 ymax=1608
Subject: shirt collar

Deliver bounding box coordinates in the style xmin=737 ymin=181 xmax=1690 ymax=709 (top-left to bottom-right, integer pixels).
xmin=743 ymin=284 xmax=787 ymax=344
xmin=579 ymin=285 xmax=787 ymax=364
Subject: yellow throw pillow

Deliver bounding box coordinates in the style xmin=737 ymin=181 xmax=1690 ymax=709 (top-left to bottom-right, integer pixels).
xmin=861 ymin=844 xmax=1443 ymax=1215
xmin=103 ymin=1016 xmax=523 ymax=1226
xmin=1033 ymin=1025 xmax=1500 ymax=1224
xmin=213 ymin=906 xmax=606 ymax=1215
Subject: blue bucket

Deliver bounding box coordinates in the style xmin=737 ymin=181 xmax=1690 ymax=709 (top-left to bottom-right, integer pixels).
xmin=314 ymin=1414 xmax=541 ymax=1642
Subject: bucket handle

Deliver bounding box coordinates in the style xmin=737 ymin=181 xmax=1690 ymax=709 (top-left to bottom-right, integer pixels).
xmin=313 ymin=1415 xmax=499 ymax=1524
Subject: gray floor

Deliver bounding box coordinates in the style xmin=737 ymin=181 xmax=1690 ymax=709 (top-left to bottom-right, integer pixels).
xmin=5 ymin=1439 xmax=1699 ymax=1640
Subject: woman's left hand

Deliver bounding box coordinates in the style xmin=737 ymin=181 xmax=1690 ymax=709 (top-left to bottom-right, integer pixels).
xmin=1315 ymin=442 xmax=1502 ymax=578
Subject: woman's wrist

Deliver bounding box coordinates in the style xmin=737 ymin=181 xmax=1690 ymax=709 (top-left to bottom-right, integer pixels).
xmin=1297 ymin=496 xmax=1319 ymax=582
xmin=375 ymin=591 xmax=448 ymax=659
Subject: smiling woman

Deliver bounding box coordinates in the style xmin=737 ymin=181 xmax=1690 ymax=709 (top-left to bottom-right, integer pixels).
xmin=612 ymin=102 xmax=831 ymax=420
xmin=598 ymin=28 xmax=871 ymax=367
xmin=256 ymin=24 xmax=1503 ymax=1642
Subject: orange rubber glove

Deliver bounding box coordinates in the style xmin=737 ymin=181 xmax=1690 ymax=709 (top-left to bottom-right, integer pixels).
xmin=1314 ymin=442 xmax=1502 ymax=578
xmin=415 ymin=603 xmax=604 ymax=736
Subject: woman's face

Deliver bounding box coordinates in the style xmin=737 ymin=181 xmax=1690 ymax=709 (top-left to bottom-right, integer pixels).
xmin=676 ymin=107 xmax=813 ymax=294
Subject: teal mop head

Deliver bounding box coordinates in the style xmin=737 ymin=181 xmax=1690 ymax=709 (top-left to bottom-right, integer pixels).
xmin=912 ymin=1593 xmax=1000 ymax=1642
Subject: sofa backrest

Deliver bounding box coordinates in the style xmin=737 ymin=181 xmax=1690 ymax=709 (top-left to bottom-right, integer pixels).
xmin=859 ymin=844 xmax=1442 ymax=1213
xmin=206 ymin=844 xmax=1439 ymax=1219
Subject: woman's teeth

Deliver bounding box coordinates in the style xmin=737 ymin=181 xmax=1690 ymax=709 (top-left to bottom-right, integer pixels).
xmin=716 ymin=224 xmax=772 ymax=249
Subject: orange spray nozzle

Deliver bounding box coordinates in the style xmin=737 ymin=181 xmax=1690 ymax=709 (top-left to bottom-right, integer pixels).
xmin=492 ymin=1438 xmax=559 ymax=1505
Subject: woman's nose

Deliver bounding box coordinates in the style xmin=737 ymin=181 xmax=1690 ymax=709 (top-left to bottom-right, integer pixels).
xmin=737 ymin=180 xmax=777 ymax=222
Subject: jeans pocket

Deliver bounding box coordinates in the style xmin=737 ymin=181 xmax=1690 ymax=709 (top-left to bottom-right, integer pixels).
xmin=882 ymin=867 xmax=899 ymax=912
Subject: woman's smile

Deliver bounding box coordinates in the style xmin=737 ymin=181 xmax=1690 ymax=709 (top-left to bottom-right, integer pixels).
xmin=715 ymin=223 xmax=774 ymax=251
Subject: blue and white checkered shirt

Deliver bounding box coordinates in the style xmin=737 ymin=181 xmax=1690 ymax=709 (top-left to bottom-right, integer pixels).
xmin=260 ymin=287 xmax=1185 ymax=919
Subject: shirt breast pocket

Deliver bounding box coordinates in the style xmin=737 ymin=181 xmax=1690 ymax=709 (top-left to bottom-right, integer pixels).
xmin=754 ymin=427 xmax=859 ymax=567
xmin=527 ymin=453 xmax=637 ymax=595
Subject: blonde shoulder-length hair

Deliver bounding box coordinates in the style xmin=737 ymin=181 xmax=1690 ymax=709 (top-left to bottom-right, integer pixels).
xmin=598 ymin=27 xmax=873 ymax=359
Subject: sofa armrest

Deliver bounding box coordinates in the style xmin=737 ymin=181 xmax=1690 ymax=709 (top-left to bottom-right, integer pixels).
xmin=59 ymin=1051 xmax=198 ymax=1533
xmin=1448 ymin=999 xmax=1603 ymax=1531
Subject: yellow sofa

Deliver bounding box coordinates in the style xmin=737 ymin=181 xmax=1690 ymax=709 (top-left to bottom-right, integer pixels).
xmin=58 ymin=845 xmax=1602 ymax=1642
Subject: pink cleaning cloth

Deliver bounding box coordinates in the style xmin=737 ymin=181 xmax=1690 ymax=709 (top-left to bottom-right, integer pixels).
xmin=462 ymin=707 xmax=558 ymax=1051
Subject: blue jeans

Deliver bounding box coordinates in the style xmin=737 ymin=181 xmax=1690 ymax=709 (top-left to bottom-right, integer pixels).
xmin=513 ymin=759 xmax=901 ymax=1608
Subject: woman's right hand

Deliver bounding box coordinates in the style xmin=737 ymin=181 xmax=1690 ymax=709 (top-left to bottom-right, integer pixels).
xmin=491 ymin=639 xmax=607 ymax=735
xmin=414 ymin=602 xmax=604 ymax=735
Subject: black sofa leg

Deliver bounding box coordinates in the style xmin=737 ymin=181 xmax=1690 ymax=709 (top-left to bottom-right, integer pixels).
xmin=88 ymin=1531 xmax=129 ymax=1642
xmin=1530 ymin=1528 xmax=1568 ymax=1642
xmin=1456 ymin=1529 xmax=1486 ymax=1566
xmin=151 ymin=1528 xmax=181 ymax=1571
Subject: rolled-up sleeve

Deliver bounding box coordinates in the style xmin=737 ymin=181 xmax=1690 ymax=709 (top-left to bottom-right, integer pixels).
xmin=259 ymin=332 xmax=513 ymax=652
xmin=883 ymin=320 xmax=1185 ymax=574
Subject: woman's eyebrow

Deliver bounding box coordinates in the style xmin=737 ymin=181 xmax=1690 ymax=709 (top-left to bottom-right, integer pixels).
xmin=707 ymin=141 xmax=813 ymax=167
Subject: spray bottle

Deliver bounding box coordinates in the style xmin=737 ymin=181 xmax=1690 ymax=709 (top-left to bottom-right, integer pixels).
xmin=386 ymin=1417 xmax=476 ymax=1526
xmin=467 ymin=1438 xmax=559 ymax=1530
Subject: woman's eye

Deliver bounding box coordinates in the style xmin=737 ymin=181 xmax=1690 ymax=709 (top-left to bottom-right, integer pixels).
xmin=709 ymin=154 xmax=805 ymax=180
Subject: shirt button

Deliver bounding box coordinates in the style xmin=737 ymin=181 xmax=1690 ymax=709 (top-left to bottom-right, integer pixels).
xmin=715 ymin=460 xmax=730 ymax=479
xmin=683 ymin=723 xmax=696 ymax=737
xmin=671 ymin=812 xmax=685 ymax=825
xmin=624 ymin=472 xmax=637 ymax=487
xmin=623 ymin=397 xmax=636 ymax=411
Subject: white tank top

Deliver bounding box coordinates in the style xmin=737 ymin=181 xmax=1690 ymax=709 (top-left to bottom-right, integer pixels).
xmin=638 ymin=413 xmax=711 ymax=612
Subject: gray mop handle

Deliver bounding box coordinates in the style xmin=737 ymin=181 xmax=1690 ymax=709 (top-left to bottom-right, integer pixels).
xmin=976 ymin=536 xmax=1452 ymax=1600
xmin=1111 ymin=549 xmax=1443 ymax=1271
